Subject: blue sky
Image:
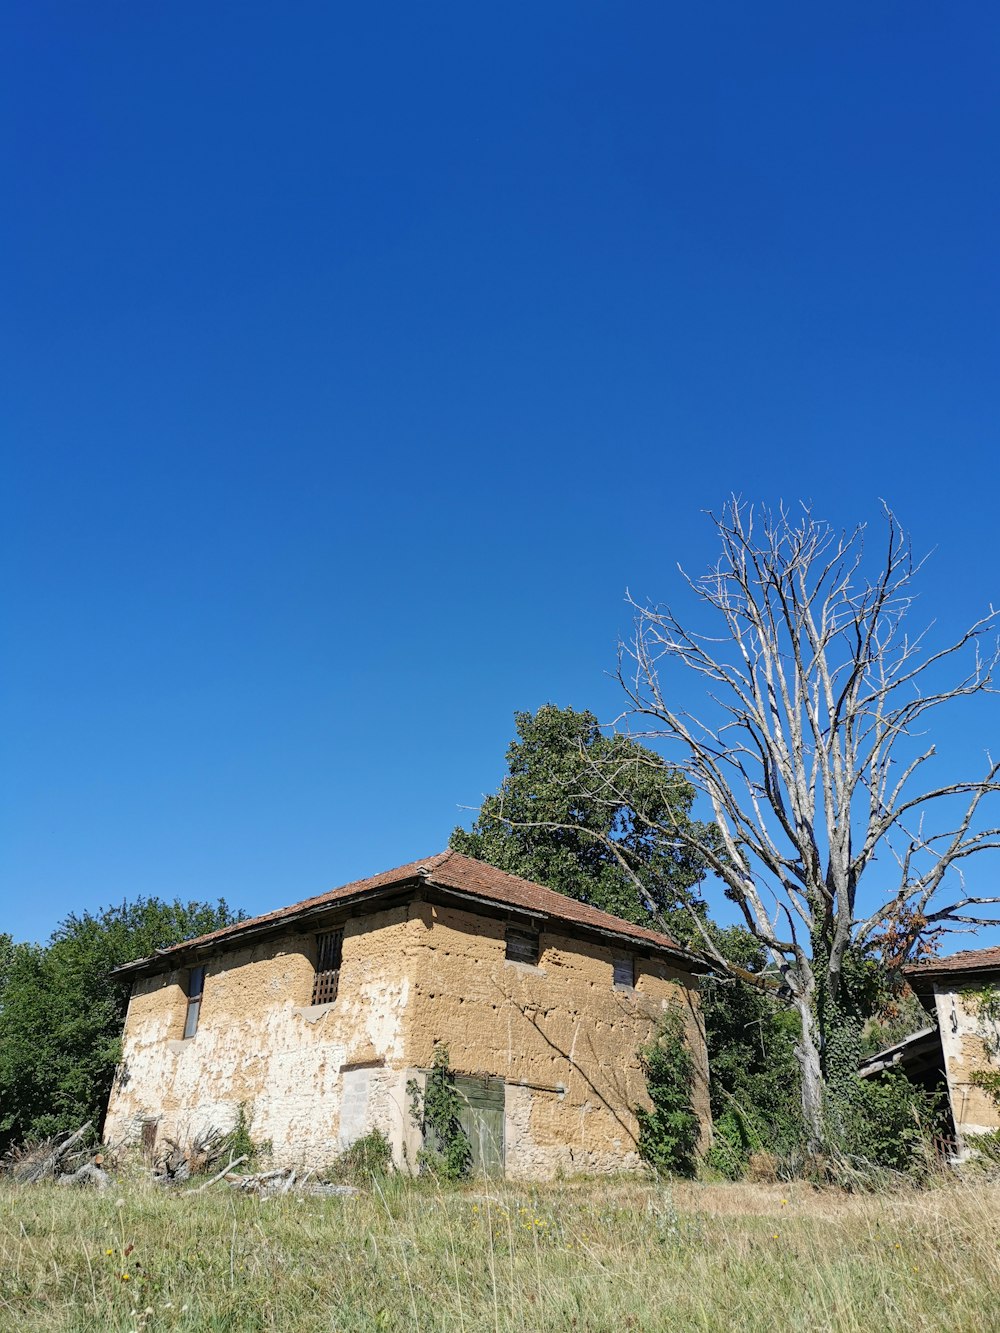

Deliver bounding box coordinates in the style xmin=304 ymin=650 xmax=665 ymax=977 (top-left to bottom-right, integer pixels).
xmin=3 ymin=2 xmax=998 ymax=945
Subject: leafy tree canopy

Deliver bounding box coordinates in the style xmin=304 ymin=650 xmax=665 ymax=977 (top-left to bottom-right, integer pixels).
xmin=451 ymin=704 xmax=718 ymax=934
xmin=0 ymin=897 xmax=243 ymax=1152
xmin=0 ymin=932 xmax=14 ymax=1002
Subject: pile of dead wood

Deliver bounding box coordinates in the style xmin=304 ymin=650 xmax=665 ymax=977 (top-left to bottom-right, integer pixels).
xmin=151 ymin=1125 xmax=230 ymax=1185
xmin=6 ymin=1122 xmax=113 ymax=1190
xmin=188 ymin=1160 xmax=358 ymax=1197
xmin=150 ymin=1126 xmax=358 ymax=1196
xmin=6 ymin=1123 xmax=359 ymax=1198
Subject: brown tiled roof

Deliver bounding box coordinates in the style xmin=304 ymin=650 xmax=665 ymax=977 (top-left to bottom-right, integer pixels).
xmin=904 ymin=945 xmax=1000 ymax=978
xmin=429 ymin=851 xmax=690 ymax=953
xmin=115 ymin=850 xmax=700 ymax=976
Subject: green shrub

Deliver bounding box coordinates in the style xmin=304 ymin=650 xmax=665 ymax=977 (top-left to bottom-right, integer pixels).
xmin=325 ymin=1129 xmax=393 ymax=1184
xmin=965 ymin=1129 xmax=1000 ymax=1173
xmin=222 ymin=1103 xmax=272 ymax=1170
xmin=703 ymin=1100 xmax=775 ymax=1180
xmin=700 ymin=928 xmax=804 ymax=1177
xmin=635 ymin=1010 xmax=701 ymax=1177
xmin=834 ymin=1073 xmax=944 ymax=1177
xmin=970 ymin=1068 xmax=1000 ymax=1104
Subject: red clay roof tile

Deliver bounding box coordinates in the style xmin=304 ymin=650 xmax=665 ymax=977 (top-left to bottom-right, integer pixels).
xmin=118 ymin=850 xmax=696 ymax=974
xmin=903 ymin=945 xmax=1000 ymax=978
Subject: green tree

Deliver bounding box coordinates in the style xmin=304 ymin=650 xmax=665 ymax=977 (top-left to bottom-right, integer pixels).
xmin=0 ymin=897 xmax=243 ymax=1152
xmin=451 ymin=704 xmax=716 ymax=931
xmin=0 ymin=932 xmax=15 ymax=1003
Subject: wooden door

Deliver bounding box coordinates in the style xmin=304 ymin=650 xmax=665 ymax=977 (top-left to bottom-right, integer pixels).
xmin=454 ymin=1075 xmax=505 ymax=1176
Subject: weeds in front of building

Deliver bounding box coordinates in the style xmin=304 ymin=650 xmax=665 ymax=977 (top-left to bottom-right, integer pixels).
xmin=635 ymin=1008 xmax=701 ymax=1177
xmin=2 ymin=1175 xmax=999 ymax=1332
xmin=634 ymin=1005 xmax=955 ymax=1187
xmin=324 ymin=1129 xmax=394 ymax=1185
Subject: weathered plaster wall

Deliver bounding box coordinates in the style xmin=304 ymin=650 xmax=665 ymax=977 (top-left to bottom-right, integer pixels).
xmin=106 ymin=895 xmax=709 ymax=1180
xmin=403 ymin=900 xmax=710 ymax=1180
xmin=933 ymin=982 xmax=1000 ymax=1141
xmin=105 ymin=905 xmax=416 ymax=1168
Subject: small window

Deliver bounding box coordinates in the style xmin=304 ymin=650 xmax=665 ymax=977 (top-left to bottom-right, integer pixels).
xmin=312 ymin=928 xmax=344 ymax=1005
xmin=505 ymin=927 xmax=539 ymax=966
xmin=183 ymin=966 xmax=205 ymax=1038
xmin=613 ymin=955 xmax=635 ymax=989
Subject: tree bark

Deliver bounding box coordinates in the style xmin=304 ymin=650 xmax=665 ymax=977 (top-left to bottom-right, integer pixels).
xmin=794 ymin=991 xmax=825 ymax=1151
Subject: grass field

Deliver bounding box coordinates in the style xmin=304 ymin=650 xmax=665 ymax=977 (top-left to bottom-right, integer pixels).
xmin=1 ymin=1174 xmax=998 ymax=1331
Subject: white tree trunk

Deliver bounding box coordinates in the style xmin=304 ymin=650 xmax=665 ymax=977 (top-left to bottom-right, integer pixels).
xmin=795 ymin=998 xmax=824 ymax=1152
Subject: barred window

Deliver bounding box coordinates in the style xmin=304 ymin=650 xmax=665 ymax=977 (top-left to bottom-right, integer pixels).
xmin=505 ymin=927 xmax=539 ymax=966
xmin=312 ymin=929 xmax=344 ymax=1005
xmin=183 ymin=966 xmax=205 ymax=1039
xmin=612 ymin=955 xmax=635 ymax=989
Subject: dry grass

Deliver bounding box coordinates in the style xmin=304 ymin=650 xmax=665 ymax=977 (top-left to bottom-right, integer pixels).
xmin=1 ymin=1174 xmax=998 ymax=1331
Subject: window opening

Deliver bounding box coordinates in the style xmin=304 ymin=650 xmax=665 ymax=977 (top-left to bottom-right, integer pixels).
xmin=183 ymin=965 xmax=205 ymax=1039
xmin=613 ymin=955 xmax=635 ymax=989
xmin=505 ymin=927 xmax=539 ymax=966
xmin=312 ymin=928 xmax=344 ymax=1005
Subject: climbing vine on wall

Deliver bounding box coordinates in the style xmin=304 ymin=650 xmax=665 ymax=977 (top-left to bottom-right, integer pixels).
xmin=635 ymin=1008 xmax=700 ymax=1177
xmin=964 ymin=985 xmax=1000 ymax=1108
xmin=961 ymin=985 xmax=1000 ymax=1057
xmin=407 ymin=1044 xmax=473 ymax=1180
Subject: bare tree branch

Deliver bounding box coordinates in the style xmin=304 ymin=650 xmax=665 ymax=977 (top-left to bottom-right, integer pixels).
xmin=612 ymin=498 xmax=999 ymax=1143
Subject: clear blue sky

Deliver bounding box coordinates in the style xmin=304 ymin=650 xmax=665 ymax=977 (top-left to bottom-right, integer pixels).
xmin=4 ymin=2 xmax=999 ymax=944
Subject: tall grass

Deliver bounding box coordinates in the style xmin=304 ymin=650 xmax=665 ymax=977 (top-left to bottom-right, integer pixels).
xmin=1 ymin=1175 xmax=997 ymax=1331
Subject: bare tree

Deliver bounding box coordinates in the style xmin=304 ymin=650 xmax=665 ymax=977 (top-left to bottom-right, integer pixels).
xmin=615 ymin=500 xmax=1000 ymax=1147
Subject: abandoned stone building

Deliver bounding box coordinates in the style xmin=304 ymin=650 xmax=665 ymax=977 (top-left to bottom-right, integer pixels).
xmin=860 ymin=946 xmax=1000 ymax=1151
xmin=105 ymin=851 xmax=711 ymax=1179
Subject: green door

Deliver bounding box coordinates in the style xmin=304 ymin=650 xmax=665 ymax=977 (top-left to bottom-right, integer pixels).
xmin=454 ymin=1075 xmax=505 ymax=1177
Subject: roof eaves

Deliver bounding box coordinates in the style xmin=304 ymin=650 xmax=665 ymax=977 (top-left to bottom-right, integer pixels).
xmin=903 ymin=958 xmax=1000 ymax=983
xmin=110 ymin=874 xmax=424 ymax=979
xmin=423 ymin=878 xmax=711 ymax=973
xmin=858 ymin=1026 xmax=940 ymax=1079
xmin=112 ymin=874 xmax=710 ymax=981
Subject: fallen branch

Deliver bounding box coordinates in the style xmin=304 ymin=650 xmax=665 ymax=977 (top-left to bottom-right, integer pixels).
xmin=190 ymin=1154 xmax=248 ymax=1194
xmin=59 ymin=1162 xmax=112 ymax=1191
xmin=218 ymin=1167 xmax=359 ymax=1197
xmin=13 ymin=1122 xmax=93 ymax=1184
